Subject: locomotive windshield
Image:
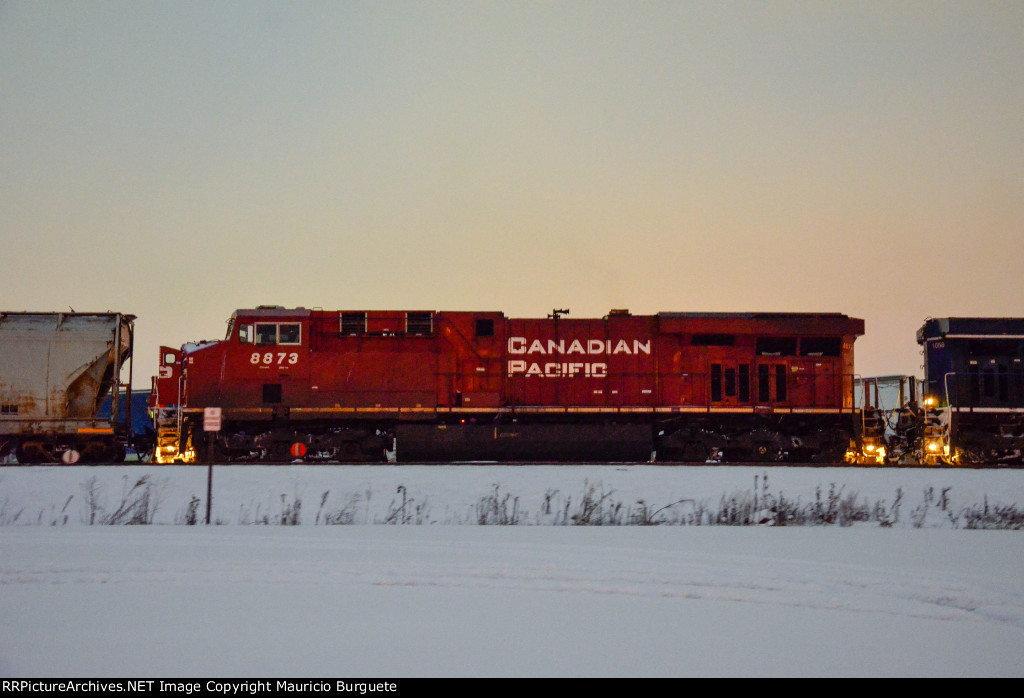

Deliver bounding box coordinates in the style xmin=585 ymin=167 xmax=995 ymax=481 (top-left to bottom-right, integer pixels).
xmin=254 ymin=322 xmax=301 ymax=345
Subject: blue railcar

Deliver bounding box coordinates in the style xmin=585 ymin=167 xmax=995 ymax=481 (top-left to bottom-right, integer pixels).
xmin=98 ymin=390 xmax=156 ymax=461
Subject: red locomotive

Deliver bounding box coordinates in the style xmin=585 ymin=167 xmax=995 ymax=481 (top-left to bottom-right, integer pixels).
xmin=150 ymin=306 xmax=870 ymax=463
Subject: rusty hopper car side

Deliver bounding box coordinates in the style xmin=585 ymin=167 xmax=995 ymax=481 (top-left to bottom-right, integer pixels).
xmin=154 ymin=306 xmax=871 ymax=464
xmin=0 ymin=312 xmax=135 ymax=463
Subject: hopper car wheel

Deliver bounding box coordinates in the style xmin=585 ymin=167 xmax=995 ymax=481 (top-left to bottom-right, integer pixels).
xmin=16 ymin=441 xmax=51 ymax=464
xmin=80 ymin=440 xmax=114 ymax=464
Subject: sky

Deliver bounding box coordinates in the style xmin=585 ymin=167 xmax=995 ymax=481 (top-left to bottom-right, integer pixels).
xmin=2 ymin=464 xmax=1023 ymax=676
xmin=2 ymin=1 xmax=1022 ymax=383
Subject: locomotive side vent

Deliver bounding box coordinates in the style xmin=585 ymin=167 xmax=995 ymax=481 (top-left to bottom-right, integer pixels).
xmin=800 ymin=337 xmax=842 ymax=356
xmin=406 ymin=312 xmax=433 ymax=336
xmin=340 ymin=312 xmax=367 ymax=335
xmin=756 ymin=337 xmax=797 ymax=356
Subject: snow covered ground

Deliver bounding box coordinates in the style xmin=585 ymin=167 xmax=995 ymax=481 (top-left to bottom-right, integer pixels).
xmin=2 ymin=464 xmax=1023 ymax=677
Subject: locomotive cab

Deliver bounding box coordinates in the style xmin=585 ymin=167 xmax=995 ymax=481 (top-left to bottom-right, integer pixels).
xmin=226 ymin=307 xmax=310 ymax=407
xmin=180 ymin=306 xmax=313 ymax=411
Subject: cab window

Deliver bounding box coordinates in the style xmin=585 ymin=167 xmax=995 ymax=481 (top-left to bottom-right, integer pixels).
xmin=255 ymin=324 xmax=278 ymax=345
xmin=254 ymin=322 xmax=302 ymax=345
xmin=279 ymin=323 xmax=301 ymax=345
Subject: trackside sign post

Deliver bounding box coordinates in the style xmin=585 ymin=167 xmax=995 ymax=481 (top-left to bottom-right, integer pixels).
xmin=203 ymin=408 xmax=222 ymax=524
xmin=204 ymin=407 xmax=222 ymax=432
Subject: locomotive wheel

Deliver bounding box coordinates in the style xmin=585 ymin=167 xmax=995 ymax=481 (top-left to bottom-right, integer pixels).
xmin=747 ymin=429 xmax=783 ymax=462
xmin=811 ymin=429 xmax=851 ymax=464
xmin=786 ymin=436 xmax=813 ymax=463
xmin=338 ymin=441 xmax=364 ymax=462
xmin=955 ymin=432 xmax=990 ymax=466
xmin=658 ymin=446 xmax=684 ymax=462
xmin=956 ymin=448 xmax=985 ymax=466
xmin=657 ymin=442 xmax=708 ymax=463
xmin=268 ymin=443 xmax=292 ymax=463
xmin=750 ymin=443 xmax=782 ymax=462
xmin=681 ymin=441 xmax=712 ymax=462
xmin=656 ymin=447 xmax=683 ymax=462
xmin=656 ymin=427 xmax=713 ymax=462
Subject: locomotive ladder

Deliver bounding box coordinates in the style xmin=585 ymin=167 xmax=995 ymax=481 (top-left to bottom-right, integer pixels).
xmin=154 ymin=414 xmax=182 ymax=463
xmin=153 ymin=373 xmax=186 ymax=463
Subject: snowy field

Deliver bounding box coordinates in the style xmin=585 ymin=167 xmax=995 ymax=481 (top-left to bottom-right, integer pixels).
xmin=2 ymin=464 xmax=1023 ymax=677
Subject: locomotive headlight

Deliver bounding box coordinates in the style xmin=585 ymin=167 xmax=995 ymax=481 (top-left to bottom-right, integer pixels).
xmin=927 ymin=441 xmax=939 ymax=452
xmin=860 ymin=442 xmax=884 ymax=463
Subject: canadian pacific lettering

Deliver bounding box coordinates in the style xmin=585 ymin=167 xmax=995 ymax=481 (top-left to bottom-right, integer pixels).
xmin=507 ymin=360 xmax=608 ymax=378
xmin=507 ymin=337 xmax=651 ymax=356
xmin=506 ymin=336 xmax=649 ymax=378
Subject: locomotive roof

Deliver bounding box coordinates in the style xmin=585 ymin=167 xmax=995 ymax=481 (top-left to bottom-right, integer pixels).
xmin=231 ymin=307 xmax=312 ymax=319
xmin=231 ymin=307 xmax=858 ymax=320
xmin=656 ymin=311 xmax=854 ymax=320
xmin=657 ymin=311 xmax=864 ymax=336
xmin=917 ymin=317 xmax=1024 ymax=342
xmin=228 ymin=307 xmax=864 ymax=337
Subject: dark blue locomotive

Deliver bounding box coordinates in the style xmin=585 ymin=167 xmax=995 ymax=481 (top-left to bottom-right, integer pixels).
xmin=915 ymin=317 xmax=1024 ymax=464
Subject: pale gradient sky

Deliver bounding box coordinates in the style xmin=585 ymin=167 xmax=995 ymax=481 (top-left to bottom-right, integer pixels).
xmin=2 ymin=1 xmax=1022 ymax=384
